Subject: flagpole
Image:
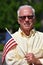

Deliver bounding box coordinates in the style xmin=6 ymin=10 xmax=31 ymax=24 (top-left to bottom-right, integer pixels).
xmin=5 ymin=28 xmax=12 ymax=37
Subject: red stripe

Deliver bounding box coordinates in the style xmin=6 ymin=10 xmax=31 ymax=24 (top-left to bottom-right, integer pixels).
xmin=2 ymin=40 xmax=17 ymax=64
xmin=4 ymin=42 xmax=17 ymax=57
xmin=3 ymin=41 xmax=16 ymax=55
xmin=5 ymin=43 xmax=17 ymax=56
xmin=3 ymin=38 xmax=14 ymax=52
xmin=5 ymin=38 xmax=14 ymax=47
xmin=3 ymin=41 xmax=17 ymax=56
xmin=5 ymin=41 xmax=15 ymax=50
xmin=2 ymin=43 xmax=17 ymax=64
xmin=3 ymin=38 xmax=15 ymax=55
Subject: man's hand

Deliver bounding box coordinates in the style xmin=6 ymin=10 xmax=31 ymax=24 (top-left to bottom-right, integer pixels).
xmin=25 ymin=53 xmax=42 ymax=65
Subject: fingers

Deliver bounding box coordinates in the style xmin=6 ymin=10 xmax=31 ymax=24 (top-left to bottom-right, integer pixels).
xmin=25 ymin=53 xmax=34 ymax=59
xmin=25 ymin=53 xmax=35 ymax=63
xmin=25 ymin=53 xmax=32 ymax=63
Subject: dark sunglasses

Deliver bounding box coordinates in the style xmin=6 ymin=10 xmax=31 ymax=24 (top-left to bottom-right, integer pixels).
xmin=19 ymin=15 xmax=34 ymax=20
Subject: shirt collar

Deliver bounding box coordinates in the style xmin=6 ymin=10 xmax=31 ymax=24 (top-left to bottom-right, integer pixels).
xmin=18 ymin=28 xmax=36 ymax=38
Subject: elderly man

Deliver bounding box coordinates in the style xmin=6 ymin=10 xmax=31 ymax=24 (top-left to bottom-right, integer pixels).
xmin=4 ymin=5 xmax=43 ymax=65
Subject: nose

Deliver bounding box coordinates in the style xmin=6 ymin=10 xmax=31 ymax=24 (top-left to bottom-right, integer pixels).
xmin=25 ymin=17 xmax=29 ymax=21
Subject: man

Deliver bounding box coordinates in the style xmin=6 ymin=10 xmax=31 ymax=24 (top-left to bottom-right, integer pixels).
xmin=5 ymin=5 xmax=43 ymax=65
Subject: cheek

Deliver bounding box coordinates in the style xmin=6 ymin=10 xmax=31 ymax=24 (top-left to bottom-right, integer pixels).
xmin=19 ymin=19 xmax=25 ymax=25
xmin=30 ymin=19 xmax=35 ymax=25
xmin=29 ymin=19 xmax=33 ymax=22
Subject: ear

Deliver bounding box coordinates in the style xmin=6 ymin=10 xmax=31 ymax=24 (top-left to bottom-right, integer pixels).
xmin=33 ymin=16 xmax=36 ymax=23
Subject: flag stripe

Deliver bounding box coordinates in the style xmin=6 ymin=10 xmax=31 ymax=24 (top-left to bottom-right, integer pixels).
xmin=5 ymin=39 xmax=15 ymax=50
xmin=2 ymin=39 xmax=17 ymax=56
xmin=5 ymin=38 xmax=14 ymax=47
xmin=3 ymin=38 xmax=15 ymax=54
xmin=2 ymin=42 xmax=17 ymax=64
xmin=3 ymin=41 xmax=16 ymax=56
xmin=3 ymin=42 xmax=17 ymax=56
xmin=3 ymin=38 xmax=14 ymax=53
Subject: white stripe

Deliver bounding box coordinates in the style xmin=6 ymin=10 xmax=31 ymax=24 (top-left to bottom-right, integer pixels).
xmin=3 ymin=40 xmax=15 ymax=55
xmin=5 ymin=39 xmax=15 ymax=49
xmin=4 ymin=42 xmax=16 ymax=56
xmin=5 ymin=38 xmax=13 ymax=46
xmin=3 ymin=38 xmax=14 ymax=53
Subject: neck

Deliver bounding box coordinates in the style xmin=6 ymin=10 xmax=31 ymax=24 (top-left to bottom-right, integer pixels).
xmin=20 ymin=28 xmax=31 ymax=36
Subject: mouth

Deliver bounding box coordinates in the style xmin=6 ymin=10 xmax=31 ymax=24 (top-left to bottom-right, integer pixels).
xmin=24 ymin=22 xmax=32 ymax=27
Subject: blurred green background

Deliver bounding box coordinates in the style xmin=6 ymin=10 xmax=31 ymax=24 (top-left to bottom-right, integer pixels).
xmin=0 ymin=0 xmax=43 ymax=51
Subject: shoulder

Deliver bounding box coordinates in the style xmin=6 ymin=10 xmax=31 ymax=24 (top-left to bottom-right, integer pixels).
xmin=12 ymin=31 xmax=18 ymax=36
xmin=35 ymin=31 xmax=43 ymax=39
xmin=12 ymin=31 xmax=19 ymax=38
xmin=36 ymin=31 xmax=43 ymax=36
xmin=11 ymin=30 xmax=20 ymax=40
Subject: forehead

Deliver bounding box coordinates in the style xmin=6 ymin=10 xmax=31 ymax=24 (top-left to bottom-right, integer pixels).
xmin=19 ymin=7 xmax=33 ymax=16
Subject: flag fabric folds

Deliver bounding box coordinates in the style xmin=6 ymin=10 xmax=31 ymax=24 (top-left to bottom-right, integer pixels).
xmin=2 ymin=31 xmax=17 ymax=64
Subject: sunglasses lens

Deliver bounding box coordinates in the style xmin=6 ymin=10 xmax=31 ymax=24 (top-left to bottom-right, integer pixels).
xmin=19 ymin=15 xmax=34 ymax=20
xmin=19 ymin=16 xmax=26 ymax=20
xmin=28 ymin=16 xmax=33 ymax=19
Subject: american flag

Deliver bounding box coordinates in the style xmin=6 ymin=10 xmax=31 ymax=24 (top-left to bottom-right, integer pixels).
xmin=2 ymin=29 xmax=17 ymax=64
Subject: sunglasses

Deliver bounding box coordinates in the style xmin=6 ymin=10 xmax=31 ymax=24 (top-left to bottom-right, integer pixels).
xmin=19 ymin=15 xmax=34 ymax=20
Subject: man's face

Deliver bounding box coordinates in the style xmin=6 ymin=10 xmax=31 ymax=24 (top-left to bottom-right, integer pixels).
xmin=18 ymin=7 xmax=35 ymax=35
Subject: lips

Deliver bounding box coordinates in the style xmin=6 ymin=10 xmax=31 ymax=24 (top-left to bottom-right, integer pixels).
xmin=24 ymin=22 xmax=32 ymax=27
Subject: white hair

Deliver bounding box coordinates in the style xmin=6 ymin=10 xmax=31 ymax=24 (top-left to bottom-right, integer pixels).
xmin=17 ymin=5 xmax=35 ymax=17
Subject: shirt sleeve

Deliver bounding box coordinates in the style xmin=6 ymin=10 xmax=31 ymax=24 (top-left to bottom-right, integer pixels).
xmin=38 ymin=40 xmax=43 ymax=65
xmin=5 ymin=49 xmax=28 ymax=65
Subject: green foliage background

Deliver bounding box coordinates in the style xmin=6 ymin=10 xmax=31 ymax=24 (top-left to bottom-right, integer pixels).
xmin=0 ymin=0 xmax=43 ymax=32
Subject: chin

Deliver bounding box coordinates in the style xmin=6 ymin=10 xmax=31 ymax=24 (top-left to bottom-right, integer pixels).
xmin=25 ymin=27 xmax=32 ymax=30
xmin=24 ymin=28 xmax=30 ymax=32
